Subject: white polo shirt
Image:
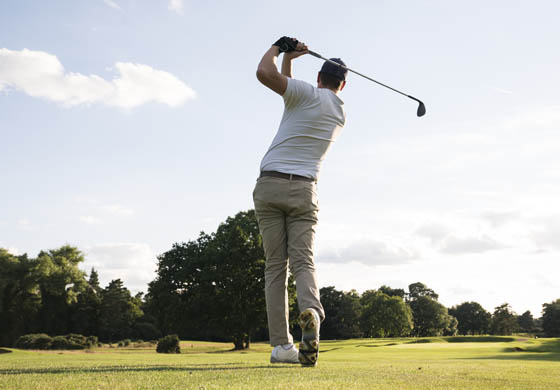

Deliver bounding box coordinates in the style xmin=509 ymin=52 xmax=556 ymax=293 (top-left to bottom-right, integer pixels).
xmin=259 ymin=78 xmax=346 ymax=180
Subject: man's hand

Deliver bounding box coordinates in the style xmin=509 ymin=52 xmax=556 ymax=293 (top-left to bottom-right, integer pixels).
xmin=283 ymin=41 xmax=308 ymax=60
xmin=273 ymin=36 xmax=299 ymax=53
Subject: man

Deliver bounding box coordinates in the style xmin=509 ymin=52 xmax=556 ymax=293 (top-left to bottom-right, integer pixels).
xmin=253 ymin=36 xmax=348 ymax=367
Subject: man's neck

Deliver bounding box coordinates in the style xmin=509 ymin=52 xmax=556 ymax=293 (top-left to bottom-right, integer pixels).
xmin=317 ymin=85 xmax=339 ymax=94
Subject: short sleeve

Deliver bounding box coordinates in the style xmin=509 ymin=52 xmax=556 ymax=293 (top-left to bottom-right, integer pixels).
xmin=283 ymin=78 xmax=316 ymax=110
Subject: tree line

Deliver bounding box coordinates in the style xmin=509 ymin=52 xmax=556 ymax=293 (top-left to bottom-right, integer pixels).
xmin=0 ymin=246 xmax=160 ymax=347
xmin=1 ymin=210 xmax=559 ymax=349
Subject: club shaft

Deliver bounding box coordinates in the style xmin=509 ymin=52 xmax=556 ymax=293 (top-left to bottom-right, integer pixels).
xmin=308 ymin=50 xmax=411 ymax=99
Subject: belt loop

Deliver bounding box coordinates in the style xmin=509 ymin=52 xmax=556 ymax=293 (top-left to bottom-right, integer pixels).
xmin=289 ymin=174 xmax=293 ymax=181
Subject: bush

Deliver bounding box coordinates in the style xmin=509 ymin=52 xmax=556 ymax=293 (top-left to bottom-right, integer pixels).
xmin=51 ymin=335 xmax=85 ymax=350
xmin=156 ymin=334 xmax=181 ymax=354
xmin=14 ymin=334 xmax=53 ymax=350
xmin=117 ymin=339 xmax=131 ymax=347
xmin=14 ymin=333 xmax=96 ymax=350
xmin=86 ymin=336 xmax=98 ymax=348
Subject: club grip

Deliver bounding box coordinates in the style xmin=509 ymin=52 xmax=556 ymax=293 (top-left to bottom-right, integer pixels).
xmin=307 ymin=50 xmax=323 ymax=59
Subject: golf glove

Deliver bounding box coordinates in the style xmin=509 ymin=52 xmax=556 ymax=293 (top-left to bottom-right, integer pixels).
xmin=273 ymin=36 xmax=299 ymax=53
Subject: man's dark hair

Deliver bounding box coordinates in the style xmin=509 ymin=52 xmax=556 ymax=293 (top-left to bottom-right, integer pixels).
xmin=319 ymin=72 xmax=343 ymax=90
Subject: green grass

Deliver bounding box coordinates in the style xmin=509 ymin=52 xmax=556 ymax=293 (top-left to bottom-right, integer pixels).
xmin=1 ymin=337 xmax=559 ymax=389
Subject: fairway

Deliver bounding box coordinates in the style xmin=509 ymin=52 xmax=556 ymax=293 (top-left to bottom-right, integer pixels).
xmin=1 ymin=337 xmax=559 ymax=389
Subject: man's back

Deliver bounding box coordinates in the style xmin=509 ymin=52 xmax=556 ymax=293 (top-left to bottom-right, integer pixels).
xmin=260 ymin=78 xmax=346 ymax=180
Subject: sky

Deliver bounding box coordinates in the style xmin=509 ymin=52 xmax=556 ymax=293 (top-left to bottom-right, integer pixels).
xmin=1 ymin=0 xmax=559 ymax=318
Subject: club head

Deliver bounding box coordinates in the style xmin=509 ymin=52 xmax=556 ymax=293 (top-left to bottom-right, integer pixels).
xmin=417 ymin=101 xmax=426 ymax=117
xmin=407 ymin=95 xmax=426 ymax=117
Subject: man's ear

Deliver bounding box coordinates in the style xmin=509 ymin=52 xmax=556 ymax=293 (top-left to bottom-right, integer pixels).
xmin=317 ymin=72 xmax=321 ymax=86
xmin=339 ymin=80 xmax=346 ymax=91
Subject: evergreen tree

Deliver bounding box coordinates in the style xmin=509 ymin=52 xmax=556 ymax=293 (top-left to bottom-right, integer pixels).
xmin=490 ymin=303 xmax=518 ymax=335
xmin=98 ymin=279 xmax=143 ymax=341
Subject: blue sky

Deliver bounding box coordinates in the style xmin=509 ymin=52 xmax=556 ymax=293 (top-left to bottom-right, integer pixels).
xmin=1 ymin=0 xmax=559 ymax=317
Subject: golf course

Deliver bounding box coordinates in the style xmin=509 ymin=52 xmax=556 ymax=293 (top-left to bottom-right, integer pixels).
xmin=1 ymin=337 xmax=558 ymax=389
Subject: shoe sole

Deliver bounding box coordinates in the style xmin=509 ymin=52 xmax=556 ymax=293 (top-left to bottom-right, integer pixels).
xmin=298 ymin=309 xmax=319 ymax=367
xmin=270 ymin=356 xmax=299 ymax=364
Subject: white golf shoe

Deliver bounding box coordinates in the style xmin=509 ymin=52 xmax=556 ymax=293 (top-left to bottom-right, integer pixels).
xmin=270 ymin=343 xmax=299 ymax=364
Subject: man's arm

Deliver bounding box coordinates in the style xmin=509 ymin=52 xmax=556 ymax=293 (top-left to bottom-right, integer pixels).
xmin=256 ymin=38 xmax=308 ymax=95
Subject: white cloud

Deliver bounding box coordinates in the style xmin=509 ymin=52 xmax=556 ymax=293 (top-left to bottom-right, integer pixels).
xmin=0 ymin=48 xmax=196 ymax=109
xmin=446 ymin=286 xmax=476 ymax=296
xmin=490 ymin=86 xmax=513 ymax=95
xmin=531 ymin=214 xmax=560 ymax=251
xmin=439 ymin=234 xmax=506 ymax=254
xmin=17 ymin=219 xmax=35 ymax=231
xmin=100 ymin=204 xmax=135 ymax=216
xmin=415 ymin=223 xmax=451 ymax=244
xmin=480 ymin=210 xmax=520 ymax=227
xmin=415 ymin=214 xmax=511 ymax=255
xmin=82 ymin=243 xmax=156 ymax=292
xmin=318 ymin=238 xmax=418 ymax=266
xmin=103 ymin=0 xmax=122 ymax=11
xmin=168 ymin=0 xmax=184 ymax=14
xmin=80 ymin=216 xmax=103 ymax=225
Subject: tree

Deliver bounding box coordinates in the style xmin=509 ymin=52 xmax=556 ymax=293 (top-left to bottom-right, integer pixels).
xmin=206 ymin=210 xmax=267 ymax=349
xmin=409 ymin=296 xmax=453 ymax=337
xmin=147 ymin=210 xmax=269 ymax=350
xmin=490 ymin=303 xmax=518 ymax=335
xmin=69 ymin=268 xmax=102 ymax=337
xmin=378 ymin=285 xmax=406 ymax=299
xmin=444 ymin=315 xmax=459 ymax=336
xmin=408 ymin=282 xmax=439 ymax=301
xmin=99 ymin=279 xmax=143 ymax=342
xmin=517 ymin=310 xmax=535 ymax=333
xmin=34 ymin=246 xmax=88 ymax=336
xmin=320 ymin=287 xmax=361 ymax=339
xmin=0 ymin=249 xmax=41 ymax=346
xmin=406 ymin=283 xmax=452 ymax=337
xmin=541 ymin=299 xmax=560 ymax=337
xmin=449 ymin=301 xmax=491 ymax=335
xmin=360 ymin=290 xmax=413 ymax=338
xmin=145 ymin=234 xmax=213 ymax=338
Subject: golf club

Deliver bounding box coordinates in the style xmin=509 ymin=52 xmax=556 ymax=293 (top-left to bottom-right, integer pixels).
xmin=307 ymin=50 xmax=426 ymax=117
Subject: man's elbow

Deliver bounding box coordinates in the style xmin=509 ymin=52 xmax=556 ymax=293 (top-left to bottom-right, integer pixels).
xmin=256 ymin=67 xmax=270 ymax=84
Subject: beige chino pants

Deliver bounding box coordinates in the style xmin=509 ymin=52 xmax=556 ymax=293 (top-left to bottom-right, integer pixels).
xmin=253 ymin=176 xmax=325 ymax=346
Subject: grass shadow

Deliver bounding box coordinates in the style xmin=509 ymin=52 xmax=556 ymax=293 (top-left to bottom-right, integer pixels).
xmin=446 ymin=336 xmax=516 ymax=343
xmin=0 ymin=362 xmax=301 ymax=376
xmin=0 ymin=349 xmax=12 ymax=354
xmin=356 ymin=343 xmax=399 ymax=348
xmin=462 ymin=339 xmax=560 ymax=362
xmin=320 ymin=347 xmax=343 ymax=353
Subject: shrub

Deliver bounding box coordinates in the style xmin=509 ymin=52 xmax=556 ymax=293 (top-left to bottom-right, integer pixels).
xmin=14 ymin=333 xmax=96 ymax=350
xmin=51 ymin=335 xmax=85 ymax=350
xmin=156 ymin=334 xmax=181 ymax=354
xmin=14 ymin=334 xmax=53 ymax=350
xmin=117 ymin=339 xmax=132 ymax=347
xmin=86 ymin=336 xmax=98 ymax=348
